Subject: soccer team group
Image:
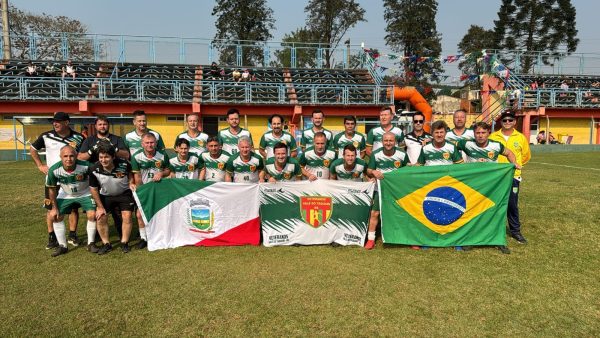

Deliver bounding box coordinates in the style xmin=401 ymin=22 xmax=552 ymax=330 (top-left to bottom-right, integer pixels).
xmin=30 ymin=106 xmax=531 ymax=257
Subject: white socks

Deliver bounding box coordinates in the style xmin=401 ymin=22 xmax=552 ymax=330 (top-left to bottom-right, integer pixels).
xmin=368 ymin=231 xmax=376 ymax=241
xmin=139 ymin=228 xmax=147 ymax=241
xmin=53 ymin=221 xmax=67 ymax=247
xmin=87 ymin=220 xmax=97 ymax=244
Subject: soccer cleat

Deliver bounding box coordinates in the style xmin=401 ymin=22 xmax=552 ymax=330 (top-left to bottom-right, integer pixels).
xmin=455 ymin=246 xmax=464 ymax=251
xmin=410 ymin=245 xmax=421 ymax=250
xmin=121 ymin=242 xmax=130 ymax=253
xmin=498 ymin=245 xmax=511 ymax=254
xmin=87 ymin=243 xmax=99 ymax=253
xmin=136 ymin=239 xmax=147 ymax=250
xmin=46 ymin=236 xmax=59 ymax=250
xmin=97 ymin=243 xmax=112 ymax=255
xmin=364 ymin=240 xmax=375 ymax=250
xmin=51 ymin=245 xmax=68 ymax=257
xmin=67 ymin=234 xmax=81 ymax=247
xmin=511 ymin=233 xmax=528 ymax=244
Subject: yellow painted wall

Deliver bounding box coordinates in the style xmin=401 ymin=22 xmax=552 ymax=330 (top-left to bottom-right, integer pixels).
xmin=145 ymin=115 xmax=186 ymax=150
xmin=539 ymin=118 xmax=593 ymax=144
xmin=432 ymin=113 xmax=478 ymax=128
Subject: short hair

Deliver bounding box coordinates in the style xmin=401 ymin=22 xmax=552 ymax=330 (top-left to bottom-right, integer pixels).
xmin=238 ymin=135 xmax=251 ymax=146
xmin=454 ymin=109 xmax=467 ymax=116
xmin=473 ymin=122 xmax=491 ymax=132
xmin=95 ymin=114 xmax=109 ymax=124
xmin=313 ymin=131 xmax=327 ymax=141
xmin=380 ymin=106 xmax=393 ymax=114
xmin=431 ymin=120 xmax=448 ymax=131
xmin=175 ymin=138 xmax=190 ymax=148
xmin=133 ymin=110 xmax=146 ymax=118
xmin=206 ymin=136 xmax=220 ymax=144
xmin=343 ymin=144 xmax=357 ymax=154
xmin=97 ymin=142 xmax=116 ymax=157
xmin=343 ymin=115 xmax=356 ymax=124
xmin=269 ymin=114 xmax=284 ymax=124
xmin=413 ymin=112 xmax=425 ymax=121
xmin=312 ymin=109 xmax=324 ymax=117
xmin=141 ymin=132 xmax=156 ymax=140
xmin=226 ymin=108 xmax=240 ymax=118
xmin=186 ymin=113 xmax=199 ymax=121
xmin=273 ymin=142 xmax=288 ymax=152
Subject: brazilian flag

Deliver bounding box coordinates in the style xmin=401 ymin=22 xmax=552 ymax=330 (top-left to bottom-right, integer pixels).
xmin=380 ymin=163 xmax=514 ymax=247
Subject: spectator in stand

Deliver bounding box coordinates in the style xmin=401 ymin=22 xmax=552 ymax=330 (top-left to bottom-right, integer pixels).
xmin=44 ymin=62 xmax=58 ymax=77
xmin=536 ymin=130 xmax=546 ymax=144
xmin=232 ymin=68 xmax=242 ymax=84
xmin=548 ymin=132 xmax=558 ymax=144
xmin=62 ymin=60 xmax=77 ymax=80
xmin=530 ymin=79 xmax=538 ymax=90
xmin=25 ymin=61 xmax=38 ymax=76
xmin=209 ymin=62 xmax=221 ymax=79
xmin=241 ymin=69 xmax=252 ymax=82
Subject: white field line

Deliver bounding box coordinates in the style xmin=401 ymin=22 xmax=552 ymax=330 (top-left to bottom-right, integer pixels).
xmin=530 ymin=162 xmax=600 ymax=171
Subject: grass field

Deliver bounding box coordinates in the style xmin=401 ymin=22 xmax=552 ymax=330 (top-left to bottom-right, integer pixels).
xmin=1 ymin=152 xmax=599 ymax=336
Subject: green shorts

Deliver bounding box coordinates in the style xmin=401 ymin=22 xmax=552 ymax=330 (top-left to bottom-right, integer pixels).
xmin=372 ymin=190 xmax=380 ymax=212
xmin=57 ymin=196 xmax=96 ymax=215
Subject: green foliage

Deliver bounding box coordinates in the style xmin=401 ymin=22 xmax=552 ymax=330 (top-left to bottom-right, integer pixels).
xmin=272 ymin=28 xmax=319 ymax=68
xmin=492 ymin=0 xmax=579 ymax=73
xmin=212 ymin=0 xmax=275 ymax=66
xmin=457 ymin=25 xmax=496 ymax=85
xmin=2 ymin=6 xmax=94 ymax=60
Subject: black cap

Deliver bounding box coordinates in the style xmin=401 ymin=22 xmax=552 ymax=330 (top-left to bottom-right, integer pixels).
xmin=499 ymin=111 xmax=516 ymax=120
xmin=51 ymin=112 xmax=70 ymax=121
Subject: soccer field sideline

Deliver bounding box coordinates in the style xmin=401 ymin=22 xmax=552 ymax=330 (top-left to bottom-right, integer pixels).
xmin=1 ymin=152 xmax=599 ymax=336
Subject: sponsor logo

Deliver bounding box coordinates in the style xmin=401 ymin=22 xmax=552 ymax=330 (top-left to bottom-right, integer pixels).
xmin=300 ymin=196 xmax=332 ymax=228
xmin=347 ymin=188 xmax=362 ymax=194
xmin=187 ymin=198 xmax=215 ymax=233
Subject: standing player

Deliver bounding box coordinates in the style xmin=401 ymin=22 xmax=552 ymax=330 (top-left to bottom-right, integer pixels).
xmin=174 ymin=113 xmax=209 ymax=155
xmin=300 ymin=109 xmax=332 ymax=150
xmin=225 ymin=136 xmax=265 ymax=183
xmin=403 ymin=112 xmax=432 ymax=164
xmin=366 ymin=107 xmax=404 ymax=156
xmin=30 ymin=112 xmax=85 ymax=249
xmin=299 ymin=132 xmax=337 ymax=181
xmin=490 ymin=111 xmax=531 ymax=245
xmin=417 ymin=121 xmax=463 ymax=166
xmin=264 ymin=143 xmax=302 ymax=182
xmin=89 ymin=144 xmax=136 ymax=254
xmin=78 ymin=115 xmax=129 ymax=162
xmin=169 ymin=138 xmax=201 ymax=179
xmin=218 ymin=108 xmax=253 ymax=155
xmin=331 ymin=115 xmax=366 ymax=159
xmin=445 ymin=109 xmax=475 ymax=145
xmin=365 ymin=132 xmax=410 ymax=250
xmin=329 ymin=144 xmax=368 ymax=181
xmin=259 ymin=114 xmax=298 ymax=160
xmin=46 ymin=146 xmax=97 ymax=257
xmin=458 ymin=122 xmax=520 ymax=165
xmin=131 ymin=133 xmax=170 ymax=249
xmin=124 ymin=110 xmax=166 ymax=156
xmin=199 ymin=136 xmax=231 ymax=182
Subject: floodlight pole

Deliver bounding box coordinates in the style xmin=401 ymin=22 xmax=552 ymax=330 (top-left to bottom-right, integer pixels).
xmin=1 ymin=0 xmax=10 ymax=60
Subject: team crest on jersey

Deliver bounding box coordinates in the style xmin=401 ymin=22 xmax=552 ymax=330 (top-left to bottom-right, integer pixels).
xmin=394 ymin=161 xmax=401 ymax=168
xmin=323 ymin=159 xmax=330 ymax=167
xmin=283 ymin=172 xmax=291 ymax=180
xmin=300 ymin=196 xmax=332 ymax=228
xmin=75 ymin=174 xmax=84 ymax=181
xmin=187 ymin=198 xmax=214 ymax=233
xmin=352 ymin=171 xmax=360 ymax=178
xmin=187 ymin=164 xmax=195 ymax=171
xmin=443 ymin=152 xmax=450 ymax=160
xmin=155 ymin=161 xmax=162 ymax=168
xmin=353 ymin=141 xmax=359 ymax=147
xmin=198 ymin=140 xmax=205 ymax=147
xmin=487 ymin=151 xmax=495 ymax=159
xmin=217 ymin=162 xmax=225 ymax=170
xmin=249 ymin=165 xmax=256 ymax=172
xmin=280 ymin=140 xmax=287 ymax=145
xmin=68 ymin=141 xmax=76 ymax=148
xmin=115 ymin=171 xmax=126 ymax=178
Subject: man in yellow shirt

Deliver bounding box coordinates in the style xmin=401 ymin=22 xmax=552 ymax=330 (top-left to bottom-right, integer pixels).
xmin=490 ymin=111 xmax=531 ymax=244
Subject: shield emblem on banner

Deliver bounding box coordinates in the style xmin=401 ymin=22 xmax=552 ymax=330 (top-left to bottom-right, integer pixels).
xmin=189 ymin=205 xmax=213 ymax=231
xmin=300 ymin=196 xmax=332 ymax=228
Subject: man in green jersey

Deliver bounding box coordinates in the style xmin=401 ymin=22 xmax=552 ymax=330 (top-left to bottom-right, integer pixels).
xmin=264 ymin=142 xmax=302 ymax=182
xmin=365 ymin=132 xmax=410 ymax=250
xmin=332 ymin=115 xmax=366 ymax=158
xmin=174 ymin=113 xmax=209 ymax=155
xmin=199 ymin=136 xmax=231 ymax=182
xmin=300 ymin=109 xmax=332 ymax=150
xmin=131 ymin=133 xmax=170 ymax=249
xmin=218 ymin=108 xmax=253 ymax=155
xmin=259 ymin=114 xmax=298 ymax=160
xmin=124 ymin=110 xmax=166 ymax=156
xmin=169 ymin=138 xmax=200 ymax=180
xmin=366 ymin=107 xmax=404 ymax=156
xmin=417 ymin=121 xmax=463 ymax=166
xmin=299 ymin=132 xmax=337 ymax=181
xmin=458 ymin=122 xmax=519 ymax=165
xmin=329 ymin=144 xmax=368 ymax=181
xmin=46 ymin=146 xmax=98 ymax=257
xmin=225 ymin=136 xmax=265 ymax=183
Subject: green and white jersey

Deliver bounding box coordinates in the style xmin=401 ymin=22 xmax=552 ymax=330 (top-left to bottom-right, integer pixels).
xmin=124 ymin=129 xmax=165 ymax=156
xmin=175 ymin=131 xmax=209 ymax=155
xmin=259 ymin=130 xmax=298 ymax=159
xmin=300 ymin=128 xmax=332 ymax=149
xmin=46 ymin=160 xmax=92 ymax=199
xmin=199 ymin=150 xmax=231 ymax=182
xmin=264 ymin=157 xmax=302 ymax=182
xmin=332 ymin=131 xmax=367 ymax=158
xmin=417 ymin=142 xmax=463 ymax=166
xmin=217 ymin=127 xmax=253 ymax=155
xmin=169 ymin=153 xmax=200 ymax=179
xmin=298 ymin=146 xmax=337 ymax=180
xmin=458 ymin=139 xmax=505 ymax=163
xmin=131 ymin=149 xmax=170 ymax=184
xmin=445 ymin=128 xmax=475 ymax=145
xmin=329 ymin=158 xmax=368 ymax=182
xmin=225 ymin=152 xmax=264 ymax=183
xmin=368 ymin=147 xmax=409 ymax=173
xmin=366 ymin=126 xmax=404 ymax=153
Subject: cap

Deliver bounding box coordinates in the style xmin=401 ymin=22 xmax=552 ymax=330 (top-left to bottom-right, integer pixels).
xmin=51 ymin=112 xmax=70 ymax=121
xmin=499 ymin=111 xmax=516 ymax=120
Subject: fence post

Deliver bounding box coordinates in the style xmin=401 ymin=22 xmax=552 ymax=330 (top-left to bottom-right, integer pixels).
xmin=236 ymin=44 xmax=242 ymax=67
xmin=93 ymin=34 xmax=100 ymax=62
xmin=208 ymin=42 xmax=213 ymax=64
xmin=119 ymin=35 xmax=125 ymax=63
xmin=263 ymin=45 xmax=269 ymax=67
xmin=29 ymin=31 xmax=36 ymax=60
xmin=149 ymin=36 xmax=156 ymax=63
xmin=179 ymin=38 xmax=185 ymax=64
xmin=291 ymin=46 xmax=297 ymax=68
xmin=317 ymin=47 xmax=323 ymax=69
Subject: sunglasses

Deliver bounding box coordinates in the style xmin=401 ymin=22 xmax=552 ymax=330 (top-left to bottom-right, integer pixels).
xmin=502 ymin=118 xmax=515 ymax=123
xmin=413 ymin=120 xmax=424 ymax=124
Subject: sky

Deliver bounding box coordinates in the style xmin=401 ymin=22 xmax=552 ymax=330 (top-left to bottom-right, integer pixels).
xmin=9 ymin=0 xmax=600 ymax=80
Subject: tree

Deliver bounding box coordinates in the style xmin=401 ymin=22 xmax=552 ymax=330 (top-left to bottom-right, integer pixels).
xmin=384 ymin=0 xmax=444 ymax=99
xmin=304 ymin=0 xmax=366 ymax=68
xmin=212 ymin=0 xmax=275 ymax=67
xmin=492 ymin=0 xmax=579 ymax=73
xmin=1 ymin=6 xmax=95 ymax=60
xmin=457 ymin=25 xmax=495 ymax=84
xmin=272 ymin=28 xmax=319 ymax=68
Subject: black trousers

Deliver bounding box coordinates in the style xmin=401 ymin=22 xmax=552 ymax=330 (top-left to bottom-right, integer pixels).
xmin=507 ymin=178 xmax=522 ymax=235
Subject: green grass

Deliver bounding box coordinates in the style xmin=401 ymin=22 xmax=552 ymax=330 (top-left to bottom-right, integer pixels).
xmin=1 ymin=152 xmax=599 ymax=336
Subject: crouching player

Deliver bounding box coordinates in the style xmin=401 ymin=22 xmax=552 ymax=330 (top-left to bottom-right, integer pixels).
xmin=46 ymin=146 xmax=97 ymax=257
xmin=89 ymin=143 xmax=136 ymax=254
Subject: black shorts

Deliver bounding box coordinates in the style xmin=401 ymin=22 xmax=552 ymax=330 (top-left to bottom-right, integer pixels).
xmin=100 ymin=191 xmax=136 ymax=212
